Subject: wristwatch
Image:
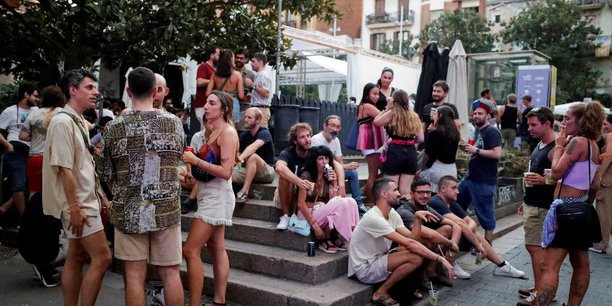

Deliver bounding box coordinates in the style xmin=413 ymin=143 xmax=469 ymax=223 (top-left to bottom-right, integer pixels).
xmin=476 ymin=149 xmax=481 ymax=155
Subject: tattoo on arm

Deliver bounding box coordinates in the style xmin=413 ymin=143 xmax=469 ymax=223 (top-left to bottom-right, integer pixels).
xmin=565 ymin=139 xmax=578 ymax=155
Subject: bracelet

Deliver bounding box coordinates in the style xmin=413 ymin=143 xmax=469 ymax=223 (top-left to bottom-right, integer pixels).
xmin=555 ymin=145 xmax=564 ymax=150
xmin=476 ymin=148 xmax=481 ymax=155
xmin=198 ymin=159 xmax=204 ymax=169
xmin=68 ymin=203 xmax=79 ymax=208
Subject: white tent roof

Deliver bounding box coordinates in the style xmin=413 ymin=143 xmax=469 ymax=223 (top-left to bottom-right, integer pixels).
xmin=553 ymin=102 xmax=611 ymax=116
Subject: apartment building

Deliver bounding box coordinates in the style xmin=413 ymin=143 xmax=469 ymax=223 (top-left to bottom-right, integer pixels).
xmin=361 ymin=0 xmax=486 ymax=53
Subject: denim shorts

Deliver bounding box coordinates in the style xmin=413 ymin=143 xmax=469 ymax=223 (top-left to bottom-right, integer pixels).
xmin=3 ymin=151 xmax=28 ymax=192
xmin=457 ymin=178 xmax=496 ymax=230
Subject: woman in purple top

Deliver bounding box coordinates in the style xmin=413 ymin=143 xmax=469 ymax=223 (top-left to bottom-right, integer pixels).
xmin=537 ymin=102 xmax=605 ymax=306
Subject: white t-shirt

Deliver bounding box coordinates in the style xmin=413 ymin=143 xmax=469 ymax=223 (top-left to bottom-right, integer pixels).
xmin=20 ymin=107 xmax=61 ymax=155
xmin=348 ymin=206 xmax=405 ymax=277
xmin=0 ymin=105 xmax=37 ymax=144
xmin=311 ymin=132 xmax=343 ymax=157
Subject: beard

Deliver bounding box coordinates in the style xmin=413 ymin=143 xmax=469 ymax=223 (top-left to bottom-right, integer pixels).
xmin=235 ymin=61 xmax=244 ymax=68
xmin=473 ymin=117 xmax=486 ymax=127
xmin=329 ymin=131 xmax=338 ymax=139
xmin=431 ymin=95 xmax=443 ymax=102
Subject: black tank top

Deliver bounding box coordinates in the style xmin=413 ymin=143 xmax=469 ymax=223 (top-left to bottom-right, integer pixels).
xmin=500 ymin=105 xmax=518 ymax=130
xmin=524 ymin=141 xmax=555 ymax=208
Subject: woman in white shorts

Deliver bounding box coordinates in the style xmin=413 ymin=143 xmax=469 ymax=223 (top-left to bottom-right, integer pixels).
xmin=182 ymin=91 xmax=240 ymax=306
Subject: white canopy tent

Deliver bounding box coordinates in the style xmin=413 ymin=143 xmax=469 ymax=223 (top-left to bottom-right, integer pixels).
xmin=553 ymin=101 xmax=611 ymax=116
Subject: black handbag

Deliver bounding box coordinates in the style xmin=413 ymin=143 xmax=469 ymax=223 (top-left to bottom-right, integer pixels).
xmin=9 ymin=140 xmax=29 ymax=156
xmin=555 ymin=144 xmax=602 ymax=243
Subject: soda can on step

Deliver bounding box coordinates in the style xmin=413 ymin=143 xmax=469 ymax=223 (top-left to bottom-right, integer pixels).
xmin=307 ymin=242 xmax=316 ymax=257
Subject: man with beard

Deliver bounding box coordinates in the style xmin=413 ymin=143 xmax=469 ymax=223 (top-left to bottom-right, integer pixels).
xmin=232 ymin=107 xmax=276 ymax=203
xmin=195 ymin=46 xmax=220 ymax=127
xmin=311 ymin=115 xmax=368 ymax=214
xmin=457 ymin=99 xmax=501 ymax=244
xmin=515 ymin=107 xmax=557 ymax=306
xmin=245 ymin=52 xmax=272 ymax=128
xmin=275 ymin=122 xmax=346 ymax=229
xmin=429 ymin=176 xmax=525 ymax=278
xmin=421 ymin=80 xmax=460 ymax=133
xmin=0 ymin=83 xmax=39 ymax=218
xmin=43 ymin=69 xmax=112 ymax=305
xmin=234 ymin=49 xmax=255 ymax=130
xmin=348 ymin=178 xmax=454 ymax=306
xmin=395 ymin=180 xmax=466 ymax=279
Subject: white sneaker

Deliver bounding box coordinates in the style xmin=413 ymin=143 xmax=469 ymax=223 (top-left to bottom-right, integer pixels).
xmin=493 ymin=261 xmax=525 ymax=278
xmin=276 ymin=214 xmax=290 ymax=230
xmin=452 ymin=263 xmax=471 ymax=279
xmin=152 ymin=288 xmax=165 ymax=305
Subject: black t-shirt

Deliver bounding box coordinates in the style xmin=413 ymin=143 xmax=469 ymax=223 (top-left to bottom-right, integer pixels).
xmin=239 ymin=127 xmax=275 ymax=166
xmin=278 ymin=147 xmax=308 ymax=174
xmin=428 ymin=195 xmax=468 ymax=219
xmin=424 ymin=129 xmax=458 ymax=168
xmin=518 ymin=106 xmax=533 ymax=136
xmin=467 ymin=124 xmax=501 ymax=183
xmin=376 ymin=87 xmax=395 ymax=111
xmin=396 ymin=199 xmax=444 ymax=229
xmin=422 ymin=102 xmax=459 ymax=127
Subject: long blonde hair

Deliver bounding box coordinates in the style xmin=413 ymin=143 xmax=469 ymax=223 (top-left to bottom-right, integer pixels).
xmin=390 ymin=90 xmax=421 ymax=137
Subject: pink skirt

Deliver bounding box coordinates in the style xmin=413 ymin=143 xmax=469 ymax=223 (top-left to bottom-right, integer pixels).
xmin=301 ymin=197 xmax=360 ymax=241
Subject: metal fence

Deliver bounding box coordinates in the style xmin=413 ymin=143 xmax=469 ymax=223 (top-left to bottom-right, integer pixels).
xmin=270 ymin=95 xmax=361 ymax=156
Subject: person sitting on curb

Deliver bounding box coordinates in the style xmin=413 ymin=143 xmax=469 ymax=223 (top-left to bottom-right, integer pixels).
xmin=348 ymin=177 xmax=454 ymax=306
xmin=232 ymin=107 xmax=275 ymax=203
xmin=396 ymin=180 xmax=465 ymax=282
xmin=428 ymin=176 xmax=526 ymax=279
xmin=274 ymin=123 xmax=345 ymax=230
xmin=311 ymin=115 xmax=368 ymax=214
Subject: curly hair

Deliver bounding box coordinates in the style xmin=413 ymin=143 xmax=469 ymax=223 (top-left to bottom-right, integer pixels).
xmin=300 ymin=145 xmax=335 ymax=183
xmin=434 ymin=105 xmax=460 ymax=143
xmin=389 ymin=90 xmax=422 ymax=138
xmin=569 ymin=101 xmax=606 ymax=140
xmin=40 ymin=85 xmax=65 ymax=109
xmin=288 ymin=122 xmax=312 ymax=146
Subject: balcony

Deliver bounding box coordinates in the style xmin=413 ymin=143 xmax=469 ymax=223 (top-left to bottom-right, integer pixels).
xmin=572 ymin=0 xmax=605 ymax=9
xmin=366 ymin=10 xmax=415 ymax=26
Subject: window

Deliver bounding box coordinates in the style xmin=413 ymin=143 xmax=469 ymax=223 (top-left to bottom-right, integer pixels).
xmin=394 ymin=31 xmax=410 ymax=42
xmin=494 ymin=14 xmax=501 ymax=24
xmin=371 ymin=33 xmax=386 ymax=50
xmin=397 ymin=0 xmax=409 ymax=13
xmin=375 ymin=0 xmax=385 ymax=15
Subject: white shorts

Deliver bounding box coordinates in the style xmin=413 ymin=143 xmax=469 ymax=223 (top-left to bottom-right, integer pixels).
xmin=60 ymin=213 xmax=104 ymax=239
xmin=355 ymin=253 xmax=391 ymax=284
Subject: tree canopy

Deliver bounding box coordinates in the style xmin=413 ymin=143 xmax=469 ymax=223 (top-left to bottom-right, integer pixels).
xmin=501 ymin=0 xmax=600 ymax=102
xmin=419 ymin=10 xmax=496 ymax=54
xmin=0 ymin=0 xmax=337 ymax=83
xmin=377 ymin=33 xmax=419 ymax=60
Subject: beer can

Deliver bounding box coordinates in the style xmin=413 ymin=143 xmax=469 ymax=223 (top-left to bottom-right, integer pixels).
xmin=307 ymin=242 xmax=316 ymax=257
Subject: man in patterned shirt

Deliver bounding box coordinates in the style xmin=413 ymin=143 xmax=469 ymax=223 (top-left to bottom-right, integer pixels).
xmin=99 ymin=67 xmax=185 ymax=306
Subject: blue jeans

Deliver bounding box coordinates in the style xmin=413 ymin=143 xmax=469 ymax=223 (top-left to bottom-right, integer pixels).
xmin=456 ymin=177 xmax=496 ymax=230
xmin=232 ymin=97 xmax=240 ymax=124
xmin=3 ymin=151 xmax=27 ymax=192
xmin=345 ymin=169 xmax=364 ymax=206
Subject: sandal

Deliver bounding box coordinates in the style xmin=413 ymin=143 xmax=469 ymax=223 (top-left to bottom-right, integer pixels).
xmin=318 ymin=240 xmax=338 ymax=254
xmin=206 ymin=301 xmax=226 ymax=306
xmin=413 ymin=289 xmax=424 ymax=300
xmin=371 ymin=293 xmax=400 ymax=306
xmin=332 ymin=239 xmax=348 ymax=252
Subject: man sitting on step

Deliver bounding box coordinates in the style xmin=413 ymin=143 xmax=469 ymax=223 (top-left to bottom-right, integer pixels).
xmin=348 ymin=178 xmax=454 ymax=306
xmin=427 ymin=176 xmax=526 ymax=279
xmin=311 ymin=115 xmax=368 ymax=214
xmin=275 ymin=122 xmax=345 ymax=230
xmin=395 ymin=179 xmax=466 ymax=281
xmin=232 ymin=107 xmax=276 ymax=203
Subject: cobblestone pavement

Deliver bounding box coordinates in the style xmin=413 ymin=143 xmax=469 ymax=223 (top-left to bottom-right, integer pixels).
xmin=415 ymin=227 xmax=612 ymax=306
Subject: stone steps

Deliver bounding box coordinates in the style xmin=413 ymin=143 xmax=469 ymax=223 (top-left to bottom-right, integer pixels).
xmin=181 ymin=215 xmax=312 ymax=252
xmin=183 ymin=233 xmax=348 ymax=285
xmin=180 ymin=262 xmax=372 ymax=306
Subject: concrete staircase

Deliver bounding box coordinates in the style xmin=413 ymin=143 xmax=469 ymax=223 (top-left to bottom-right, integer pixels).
xmin=179 ymin=181 xmax=373 ymax=306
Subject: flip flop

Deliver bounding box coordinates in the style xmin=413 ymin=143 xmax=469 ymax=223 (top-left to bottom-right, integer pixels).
xmin=371 ymin=293 xmax=400 ymax=306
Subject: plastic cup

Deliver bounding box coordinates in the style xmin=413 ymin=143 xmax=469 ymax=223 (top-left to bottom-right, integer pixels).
xmin=524 ymin=172 xmax=534 ymax=188
xmin=468 ymin=139 xmax=475 ymax=146
xmin=544 ymin=169 xmax=554 ymax=185
xmin=475 ymin=252 xmax=483 ymax=265
xmin=429 ymin=289 xmax=439 ymax=306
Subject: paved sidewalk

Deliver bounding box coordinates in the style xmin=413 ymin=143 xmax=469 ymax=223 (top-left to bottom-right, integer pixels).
xmin=415 ymin=227 xmax=612 ymax=306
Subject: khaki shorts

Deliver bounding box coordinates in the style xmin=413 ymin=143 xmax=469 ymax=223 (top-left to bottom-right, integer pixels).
xmin=114 ymin=224 xmax=182 ymax=266
xmin=233 ymin=163 xmax=275 ymax=185
xmin=523 ymin=204 xmax=548 ymax=246
xmin=355 ymin=253 xmax=391 ymax=284
xmin=61 ymin=213 xmax=104 ymax=239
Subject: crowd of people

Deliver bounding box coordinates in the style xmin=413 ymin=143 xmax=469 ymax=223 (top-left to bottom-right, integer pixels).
xmin=0 ymin=54 xmax=610 ymax=306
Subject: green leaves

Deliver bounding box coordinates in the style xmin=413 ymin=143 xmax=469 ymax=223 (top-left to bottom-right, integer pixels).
xmin=419 ymin=10 xmax=496 ymax=54
xmin=0 ymin=0 xmax=337 ymax=82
